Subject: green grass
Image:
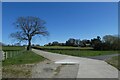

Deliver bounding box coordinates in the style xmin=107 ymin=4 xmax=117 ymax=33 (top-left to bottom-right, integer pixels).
xmin=45 ymin=50 xmax=118 ymax=57
xmin=34 ymin=46 xmax=93 ymax=50
xmin=2 ymin=46 xmax=45 ymax=78
xmin=2 ymin=51 xmax=45 ymax=66
xmin=2 ymin=46 xmax=25 ymax=51
xmin=33 ymin=46 xmax=119 ymax=57
xmin=2 ymin=46 xmax=26 ymax=59
xmin=106 ymin=55 xmax=120 ymax=70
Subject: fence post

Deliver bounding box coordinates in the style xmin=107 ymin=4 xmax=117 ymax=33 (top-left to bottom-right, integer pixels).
xmin=14 ymin=51 xmax=15 ymax=57
xmin=9 ymin=51 xmax=11 ymax=58
xmin=9 ymin=51 xmax=10 ymax=58
xmin=12 ymin=51 xmax=15 ymax=57
xmin=5 ymin=52 xmax=7 ymax=59
xmin=3 ymin=51 xmax=5 ymax=60
xmin=0 ymin=51 xmax=5 ymax=60
xmin=10 ymin=51 xmax=12 ymax=58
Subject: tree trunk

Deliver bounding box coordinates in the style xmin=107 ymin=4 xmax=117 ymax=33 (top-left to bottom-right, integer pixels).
xmin=27 ymin=39 xmax=31 ymax=51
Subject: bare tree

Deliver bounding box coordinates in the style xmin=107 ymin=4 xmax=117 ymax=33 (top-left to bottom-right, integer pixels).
xmin=10 ymin=16 xmax=49 ymax=50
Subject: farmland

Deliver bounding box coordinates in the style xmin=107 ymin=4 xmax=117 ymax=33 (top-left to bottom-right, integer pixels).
xmin=33 ymin=46 xmax=93 ymax=50
xmin=33 ymin=46 xmax=119 ymax=57
xmin=44 ymin=50 xmax=118 ymax=57
xmin=2 ymin=46 xmax=25 ymax=51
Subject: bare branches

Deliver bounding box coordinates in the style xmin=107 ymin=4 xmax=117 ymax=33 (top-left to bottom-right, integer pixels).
xmin=10 ymin=16 xmax=49 ymax=50
xmin=11 ymin=16 xmax=49 ymax=40
xmin=10 ymin=31 xmax=28 ymax=41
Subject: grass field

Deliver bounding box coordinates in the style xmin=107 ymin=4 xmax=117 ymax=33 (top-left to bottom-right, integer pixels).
xmin=2 ymin=46 xmax=45 ymax=66
xmin=2 ymin=46 xmax=26 ymax=59
xmin=33 ymin=46 xmax=93 ymax=50
xmin=45 ymin=50 xmax=118 ymax=57
xmin=2 ymin=46 xmax=25 ymax=51
xmin=3 ymin=50 xmax=45 ymax=66
xmin=106 ymin=55 xmax=120 ymax=70
xmin=33 ymin=46 xmax=119 ymax=57
xmin=2 ymin=46 xmax=45 ymax=78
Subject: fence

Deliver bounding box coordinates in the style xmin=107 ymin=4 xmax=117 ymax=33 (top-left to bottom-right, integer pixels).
xmin=2 ymin=50 xmax=25 ymax=60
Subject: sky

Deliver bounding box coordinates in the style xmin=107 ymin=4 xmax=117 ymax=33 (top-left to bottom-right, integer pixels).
xmin=2 ymin=2 xmax=118 ymax=46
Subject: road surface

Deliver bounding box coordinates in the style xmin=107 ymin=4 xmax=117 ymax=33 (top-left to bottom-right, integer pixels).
xmin=32 ymin=49 xmax=118 ymax=78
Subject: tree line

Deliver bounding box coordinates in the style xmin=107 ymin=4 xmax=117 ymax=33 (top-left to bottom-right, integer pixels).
xmin=45 ymin=35 xmax=120 ymax=50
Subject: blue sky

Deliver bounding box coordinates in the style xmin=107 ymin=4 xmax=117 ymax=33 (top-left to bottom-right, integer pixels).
xmin=2 ymin=2 xmax=118 ymax=45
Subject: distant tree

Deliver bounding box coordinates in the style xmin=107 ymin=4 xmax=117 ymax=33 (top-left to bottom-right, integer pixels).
xmin=48 ymin=43 xmax=52 ymax=46
xmin=44 ymin=43 xmax=50 ymax=46
xmin=75 ymin=39 xmax=81 ymax=47
xmin=103 ymin=35 xmax=114 ymax=44
xmin=45 ymin=42 xmax=66 ymax=46
xmin=66 ymin=38 xmax=76 ymax=46
xmin=10 ymin=16 xmax=49 ymax=50
xmin=61 ymin=43 xmax=66 ymax=46
xmin=103 ymin=35 xmax=120 ymax=50
xmin=80 ymin=40 xmax=87 ymax=47
xmin=52 ymin=41 xmax=59 ymax=46
xmin=91 ymin=36 xmax=102 ymax=50
xmin=36 ymin=44 xmax=40 ymax=46
xmin=79 ymin=39 xmax=91 ymax=47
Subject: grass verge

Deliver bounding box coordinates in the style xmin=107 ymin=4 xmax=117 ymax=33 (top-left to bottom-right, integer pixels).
xmin=106 ymin=55 xmax=120 ymax=70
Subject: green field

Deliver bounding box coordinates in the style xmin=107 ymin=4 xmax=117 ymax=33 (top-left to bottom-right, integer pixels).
xmin=3 ymin=50 xmax=45 ymax=66
xmin=2 ymin=46 xmax=25 ymax=51
xmin=106 ymin=55 xmax=120 ymax=70
xmin=2 ymin=46 xmax=45 ymax=66
xmin=2 ymin=46 xmax=26 ymax=59
xmin=45 ymin=50 xmax=118 ymax=57
xmin=33 ymin=46 xmax=93 ymax=50
xmin=33 ymin=46 xmax=119 ymax=57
